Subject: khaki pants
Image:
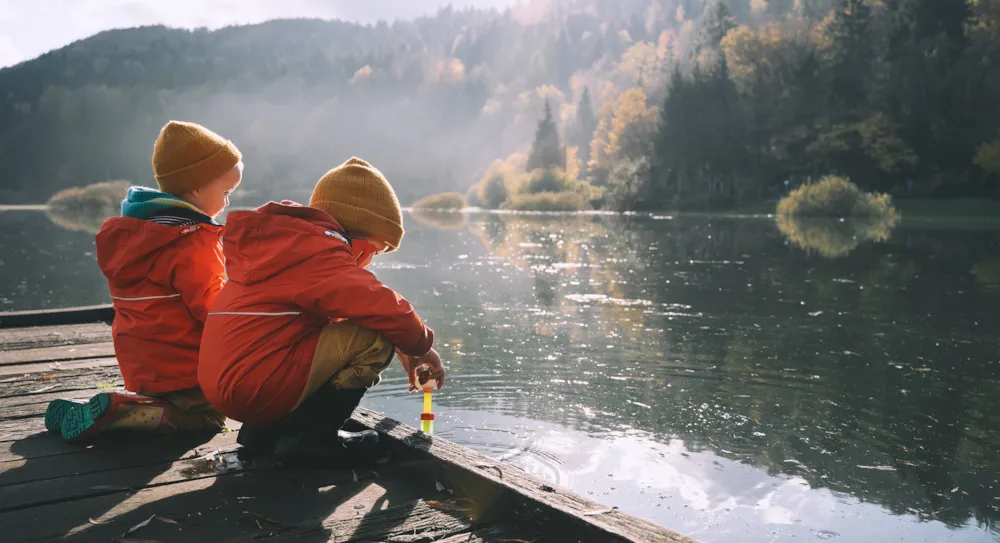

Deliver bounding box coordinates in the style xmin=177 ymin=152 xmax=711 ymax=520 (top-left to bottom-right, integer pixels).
xmin=147 ymin=387 xmax=227 ymax=432
xmin=295 ymin=321 xmax=395 ymax=409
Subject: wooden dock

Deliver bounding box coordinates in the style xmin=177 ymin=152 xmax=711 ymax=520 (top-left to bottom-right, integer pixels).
xmin=0 ymin=316 xmax=695 ymax=542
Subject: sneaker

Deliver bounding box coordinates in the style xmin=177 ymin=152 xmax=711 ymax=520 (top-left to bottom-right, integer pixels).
xmin=60 ymin=392 xmax=173 ymax=443
xmin=44 ymin=398 xmax=87 ymax=433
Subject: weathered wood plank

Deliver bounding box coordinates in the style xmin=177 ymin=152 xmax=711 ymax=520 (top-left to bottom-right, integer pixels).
xmin=271 ymin=499 xmax=473 ymax=542
xmin=0 ymin=432 xmax=83 ymax=463
xmin=1 ymin=446 xmax=304 ymax=512
xmin=351 ymin=407 xmax=694 ymax=543
xmin=6 ymin=467 xmax=414 ymax=542
xmin=0 ymin=305 xmax=114 ymax=329
xmin=0 ymin=432 xmax=236 ymax=485
xmin=0 ymin=322 xmax=111 ymax=351
xmin=0 ymin=367 xmax=121 ymax=400
xmin=0 ymin=356 xmax=118 ymax=376
xmin=434 ymin=524 xmax=542 ymax=543
xmin=0 ymin=342 xmax=115 ymax=366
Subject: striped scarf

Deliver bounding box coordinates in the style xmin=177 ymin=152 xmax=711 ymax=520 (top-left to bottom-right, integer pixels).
xmin=121 ymin=186 xmax=217 ymax=225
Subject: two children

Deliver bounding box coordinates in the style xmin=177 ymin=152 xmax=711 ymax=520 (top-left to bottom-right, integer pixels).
xmin=46 ymin=120 xmax=242 ymax=442
xmin=46 ymin=122 xmax=442 ymax=463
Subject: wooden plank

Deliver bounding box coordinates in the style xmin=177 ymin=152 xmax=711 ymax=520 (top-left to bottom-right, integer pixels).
xmin=0 ymin=367 xmax=121 ymax=400
xmin=0 ymin=447 xmax=299 ymax=512
xmin=4 ymin=466 xmax=412 ymax=542
xmin=351 ymin=407 xmax=694 ymax=543
xmin=435 ymin=524 xmax=543 ymax=543
xmin=0 ymin=305 xmax=114 ymax=329
xmin=0 ymin=432 xmax=237 ymax=485
xmin=0 ymin=356 xmax=118 ymax=376
xmin=0 ymin=343 xmax=115 ymax=366
xmin=271 ymin=499 xmax=473 ymax=542
xmin=0 ymin=433 xmax=84 ymax=463
xmin=0 ymin=322 xmax=111 ymax=351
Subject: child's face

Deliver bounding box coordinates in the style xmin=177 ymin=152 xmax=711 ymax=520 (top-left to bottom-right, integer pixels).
xmin=189 ymin=162 xmax=243 ymax=218
xmin=350 ymin=237 xmax=388 ymax=268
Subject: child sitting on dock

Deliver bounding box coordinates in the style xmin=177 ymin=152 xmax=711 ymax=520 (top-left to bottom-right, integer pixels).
xmin=45 ymin=121 xmax=243 ymax=442
xmin=198 ymin=157 xmax=445 ymax=462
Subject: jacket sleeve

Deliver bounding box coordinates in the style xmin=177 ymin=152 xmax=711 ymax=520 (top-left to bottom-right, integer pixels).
xmin=170 ymin=229 xmax=226 ymax=324
xmin=292 ymin=249 xmax=434 ymax=357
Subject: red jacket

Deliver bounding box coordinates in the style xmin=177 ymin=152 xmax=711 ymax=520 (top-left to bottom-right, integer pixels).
xmin=96 ymin=218 xmax=225 ymax=393
xmin=198 ymin=202 xmax=434 ymax=426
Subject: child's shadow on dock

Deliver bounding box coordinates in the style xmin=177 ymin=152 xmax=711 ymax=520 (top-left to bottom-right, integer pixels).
xmin=2 ymin=429 xmax=457 ymax=542
xmin=0 ymin=430 xmax=221 ymax=541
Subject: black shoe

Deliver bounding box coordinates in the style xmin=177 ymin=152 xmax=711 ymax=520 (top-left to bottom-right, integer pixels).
xmin=236 ymin=422 xmax=281 ymax=460
xmin=272 ymin=388 xmax=386 ymax=465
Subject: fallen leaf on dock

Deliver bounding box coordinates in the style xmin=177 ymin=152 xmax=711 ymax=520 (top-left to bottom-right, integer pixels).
xmin=122 ymin=514 xmax=156 ymax=538
xmin=29 ymin=385 xmax=57 ymax=393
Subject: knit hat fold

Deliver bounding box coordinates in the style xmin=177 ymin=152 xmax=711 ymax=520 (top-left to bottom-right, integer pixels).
xmin=309 ymin=157 xmax=404 ymax=251
xmin=153 ymin=121 xmax=242 ymax=194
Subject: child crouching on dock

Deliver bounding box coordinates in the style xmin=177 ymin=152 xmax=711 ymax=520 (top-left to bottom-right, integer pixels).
xmin=198 ymin=157 xmax=445 ymax=462
xmin=45 ymin=121 xmax=243 ymax=442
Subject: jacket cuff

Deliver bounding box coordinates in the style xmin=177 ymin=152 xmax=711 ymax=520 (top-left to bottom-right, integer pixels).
xmin=399 ymin=325 xmax=434 ymax=357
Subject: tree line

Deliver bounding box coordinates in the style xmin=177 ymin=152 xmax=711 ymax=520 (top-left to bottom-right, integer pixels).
xmin=0 ymin=0 xmax=997 ymax=209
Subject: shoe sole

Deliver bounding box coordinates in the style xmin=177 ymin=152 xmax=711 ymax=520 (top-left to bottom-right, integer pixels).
xmin=61 ymin=393 xmax=114 ymax=443
xmin=45 ymin=398 xmax=89 ymax=433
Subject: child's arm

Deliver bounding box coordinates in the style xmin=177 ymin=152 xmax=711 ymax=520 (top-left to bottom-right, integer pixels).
xmin=293 ymin=250 xmax=434 ymax=357
xmin=171 ymin=232 xmax=226 ymax=324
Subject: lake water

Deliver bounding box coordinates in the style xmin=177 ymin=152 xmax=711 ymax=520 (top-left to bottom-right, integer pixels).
xmin=2 ymin=206 xmax=1000 ymax=542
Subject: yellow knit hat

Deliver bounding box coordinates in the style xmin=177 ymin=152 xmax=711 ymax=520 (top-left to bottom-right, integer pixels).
xmin=152 ymin=121 xmax=242 ymax=195
xmin=309 ymin=157 xmax=404 ymax=251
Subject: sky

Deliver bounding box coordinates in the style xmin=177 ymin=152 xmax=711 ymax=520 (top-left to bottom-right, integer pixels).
xmin=0 ymin=0 xmax=519 ymax=68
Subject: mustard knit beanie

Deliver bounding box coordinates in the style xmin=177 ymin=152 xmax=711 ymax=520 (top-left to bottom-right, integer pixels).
xmin=152 ymin=121 xmax=242 ymax=195
xmin=309 ymin=157 xmax=404 ymax=251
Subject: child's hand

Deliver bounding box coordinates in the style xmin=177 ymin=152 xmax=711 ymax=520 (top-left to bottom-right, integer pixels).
xmin=416 ymin=348 xmax=446 ymax=390
xmin=397 ymin=348 xmax=446 ymax=391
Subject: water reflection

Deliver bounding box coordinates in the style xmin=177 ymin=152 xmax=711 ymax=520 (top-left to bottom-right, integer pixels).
xmin=409 ymin=209 xmax=468 ymax=231
xmin=776 ymin=214 xmax=899 ymax=258
xmin=367 ymin=212 xmax=1000 ymax=541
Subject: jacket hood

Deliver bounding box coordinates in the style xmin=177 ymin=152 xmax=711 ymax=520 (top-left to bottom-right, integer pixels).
xmin=222 ymin=201 xmax=348 ymax=285
xmin=95 ymin=217 xmax=220 ymax=285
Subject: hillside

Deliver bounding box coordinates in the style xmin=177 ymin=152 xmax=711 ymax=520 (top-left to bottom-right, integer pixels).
xmin=0 ymin=0 xmax=997 ymax=207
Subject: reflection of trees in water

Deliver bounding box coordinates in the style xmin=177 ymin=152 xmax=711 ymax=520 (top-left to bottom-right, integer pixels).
xmin=776 ymin=214 xmax=898 ymax=258
xmin=45 ymin=181 xmax=128 ymax=234
xmin=409 ymin=209 xmax=468 ymax=231
xmin=459 ymin=213 xmax=1000 ymax=532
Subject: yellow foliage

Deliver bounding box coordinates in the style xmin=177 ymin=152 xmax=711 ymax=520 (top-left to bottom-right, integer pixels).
xmin=590 ymin=87 xmax=658 ymax=174
xmin=751 ymin=0 xmax=769 ymax=13
xmin=430 ymin=58 xmax=466 ymax=84
xmin=721 ymin=23 xmax=811 ymax=91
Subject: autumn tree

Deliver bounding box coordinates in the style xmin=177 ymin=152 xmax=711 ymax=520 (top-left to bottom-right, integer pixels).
xmin=526 ymin=100 xmax=565 ymax=171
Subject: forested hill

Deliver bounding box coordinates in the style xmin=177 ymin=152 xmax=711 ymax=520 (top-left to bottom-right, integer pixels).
xmin=0 ymin=0 xmax=997 ymax=207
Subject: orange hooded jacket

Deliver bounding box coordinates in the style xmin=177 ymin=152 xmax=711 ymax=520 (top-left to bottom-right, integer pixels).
xmin=198 ymin=202 xmax=434 ymax=426
xmin=95 ymin=218 xmax=225 ymax=393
